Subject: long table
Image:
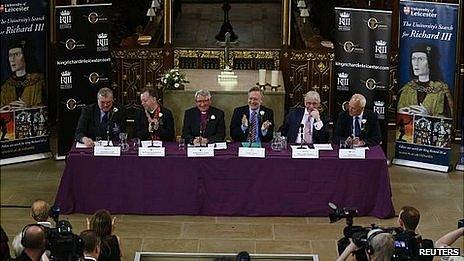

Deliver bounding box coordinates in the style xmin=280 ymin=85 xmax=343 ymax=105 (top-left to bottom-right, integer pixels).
xmin=55 ymin=143 xmax=395 ymax=218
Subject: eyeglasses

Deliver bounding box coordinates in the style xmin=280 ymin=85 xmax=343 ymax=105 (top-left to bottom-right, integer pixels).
xmin=196 ymin=99 xmax=210 ymax=103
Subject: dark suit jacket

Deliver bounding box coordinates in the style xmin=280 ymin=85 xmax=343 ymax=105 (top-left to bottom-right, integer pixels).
xmin=134 ymin=106 xmax=175 ymax=141
xmin=280 ymin=107 xmax=330 ymax=144
xmin=75 ymin=103 xmax=127 ymax=142
xmin=230 ymin=105 xmax=274 ymax=142
xmin=334 ymin=109 xmax=381 ymax=146
xmin=182 ymin=106 xmax=225 ymax=143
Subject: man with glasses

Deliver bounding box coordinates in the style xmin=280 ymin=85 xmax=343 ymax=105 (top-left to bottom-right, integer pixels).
xmin=334 ymin=93 xmax=381 ymax=147
xmin=280 ymin=90 xmax=329 ymax=144
xmin=230 ymin=86 xmax=274 ymax=143
xmin=75 ymin=87 xmax=126 ymax=147
xmin=182 ymin=89 xmax=225 ymax=145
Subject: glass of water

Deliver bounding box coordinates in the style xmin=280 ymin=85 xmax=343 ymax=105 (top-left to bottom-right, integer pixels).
xmin=177 ymin=136 xmax=185 ymax=150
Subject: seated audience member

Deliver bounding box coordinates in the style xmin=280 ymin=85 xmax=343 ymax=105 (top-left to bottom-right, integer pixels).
xmin=182 ymin=89 xmax=225 ymax=145
xmin=12 ymin=199 xmax=52 ymax=258
xmin=14 ymin=225 xmax=46 ymax=261
xmin=435 ymin=227 xmax=464 ymax=261
xmin=230 ymin=86 xmax=274 ymax=143
xmin=334 ymin=93 xmax=381 ymax=146
xmin=336 ymin=229 xmax=394 ymax=261
xmin=80 ymin=230 xmax=101 ymax=261
xmin=87 ymin=209 xmax=122 ymax=261
xmin=0 ymin=226 xmax=11 ymax=261
xmin=134 ymin=87 xmax=175 ymax=141
xmin=280 ymin=90 xmax=329 ymax=144
xmin=75 ymin=87 xmax=127 ymax=147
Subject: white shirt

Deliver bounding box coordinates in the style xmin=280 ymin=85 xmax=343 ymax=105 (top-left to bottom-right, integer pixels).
xmin=295 ymin=110 xmax=323 ymax=143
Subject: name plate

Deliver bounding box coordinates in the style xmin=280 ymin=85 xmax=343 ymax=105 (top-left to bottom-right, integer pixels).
xmin=338 ymin=148 xmax=366 ymax=159
xmin=187 ymin=147 xmax=215 ymax=157
xmin=138 ymin=147 xmax=165 ymax=157
xmin=208 ymin=142 xmax=227 ymax=150
xmin=292 ymin=148 xmax=319 ymax=159
xmin=94 ymin=146 xmax=121 ymax=156
xmin=238 ymin=147 xmax=265 ymax=158
xmin=141 ymin=140 xmax=162 ymax=148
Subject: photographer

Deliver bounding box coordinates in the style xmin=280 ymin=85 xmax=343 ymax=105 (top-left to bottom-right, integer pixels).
xmin=336 ymin=229 xmax=395 ymax=261
xmin=14 ymin=225 xmax=47 ymax=261
xmin=435 ymin=227 xmax=464 ymax=261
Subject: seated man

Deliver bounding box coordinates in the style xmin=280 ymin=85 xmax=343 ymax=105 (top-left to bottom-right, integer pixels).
xmin=75 ymin=87 xmax=126 ymax=147
xmin=182 ymin=89 xmax=225 ymax=145
xmin=134 ymin=87 xmax=174 ymax=141
xmin=334 ymin=93 xmax=381 ymax=146
xmin=230 ymin=87 xmax=273 ymax=143
xmin=280 ymin=90 xmax=329 ymax=144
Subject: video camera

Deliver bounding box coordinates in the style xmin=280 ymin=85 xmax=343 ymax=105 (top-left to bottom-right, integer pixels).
xmin=328 ymin=203 xmax=432 ymax=261
xmin=45 ymin=206 xmax=84 ymax=261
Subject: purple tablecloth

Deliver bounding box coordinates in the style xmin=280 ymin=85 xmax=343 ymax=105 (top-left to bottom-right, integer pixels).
xmin=55 ymin=143 xmax=395 ymax=218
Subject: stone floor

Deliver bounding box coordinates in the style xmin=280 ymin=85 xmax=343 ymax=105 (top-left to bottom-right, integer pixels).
xmin=1 ymin=129 xmax=463 ymax=260
xmin=173 ymin=3 xmax=282 ymax=48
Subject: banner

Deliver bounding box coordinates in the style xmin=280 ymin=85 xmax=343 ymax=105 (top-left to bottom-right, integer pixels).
xmin=333 ymin=8 xmax=392 ymax=152
xmin=393 ymin=1 xmax=458 ymax=172
xmin=55 ymin=4 xmax=112 ymax=157
xmin=457 ymin=114 xmax=464 ymax=171
xmin=0 ymin=0 xmax=51 ymax=165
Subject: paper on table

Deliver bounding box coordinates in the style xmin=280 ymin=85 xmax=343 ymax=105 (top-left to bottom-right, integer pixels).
xmin=313 ymin=144 xmax=333 ymax=150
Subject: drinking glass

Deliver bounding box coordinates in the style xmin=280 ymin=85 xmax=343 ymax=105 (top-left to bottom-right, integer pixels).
xmin=177 ymin=136 xmax=185 ymax=150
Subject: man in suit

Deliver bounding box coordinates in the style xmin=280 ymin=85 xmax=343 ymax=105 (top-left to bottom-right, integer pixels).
xmin=182 ymin=89 xmax=225 ymax=145
xmin=134 ymin=87 xmax=175 ymax=141
xmin=334 ymin=93 xmax=381 ymax=147
xmin=75 ymin=87 xmax=127 ymax=147
xmin=230 ymin=87 xmax=274 ymax=143
xmin=80 ymin=230 xmax=100 ymax=261
xmin=280 ymin=91 xmax=329 ymax=144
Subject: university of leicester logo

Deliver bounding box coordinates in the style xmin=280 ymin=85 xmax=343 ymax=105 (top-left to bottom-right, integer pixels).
xmin=88 ymin=72 xmax=100 ymax=84
xmin=66 ymin=99 xmax=77 ymax=110
xmin=365 ymin=78 xmax=377 ymax=90
xmin=403 ymin=6 xmax=411 ymax=15
xmin=65 ymin=39 xmax=76 ymax=50
xmin=88 ymin=12 xmax=99 ymax=24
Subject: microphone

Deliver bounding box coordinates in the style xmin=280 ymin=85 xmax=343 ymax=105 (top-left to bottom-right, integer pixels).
xmin=299 ymin=124 xmax=305 ymax=148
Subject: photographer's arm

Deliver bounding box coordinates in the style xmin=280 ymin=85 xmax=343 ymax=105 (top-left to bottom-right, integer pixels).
xmin=435 ymin=227 xmax=464 ymax=247
xmin=336 ymin=242 xmax=359 ymax=261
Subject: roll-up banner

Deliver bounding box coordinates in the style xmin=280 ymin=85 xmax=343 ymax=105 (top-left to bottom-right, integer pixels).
xmin=55 ymin=4 xmax=112 ymax=158
xmin=393 ymin=1 xmax=459 ymax=172
xmin=334 ymin=7 xmax=392 ymax=153
xmin=0 ymin=0 xmax=51 ymax=165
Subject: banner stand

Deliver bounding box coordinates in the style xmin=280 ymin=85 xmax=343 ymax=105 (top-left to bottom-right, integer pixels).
xmin=393 ymin=158 xmax=450 ymax=173
xmin=1 ymin=152 xmax=52 ymax=166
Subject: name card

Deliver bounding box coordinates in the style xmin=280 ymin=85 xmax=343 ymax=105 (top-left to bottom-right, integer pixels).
xmin=138 ymin=147 xmax=165 ymax=157
xmin=187 ymin=147 xmax=215 ymax=157
xmin=208 ymin=142 xmax=227 ymax=150
xmin=338 ymin=148 xmax=366 ymax=159
xmin=94 ymin=146 xmax=121 ymax=157
xmin=238 ymin=147 xmax=265 ymax=158
xmin=292 ymin=148 xmax=319 ymax=159
xmin=313 ymin=143 xmax=333 ymax=151
xmin=141 ymin=140 xmax=162 ymax=148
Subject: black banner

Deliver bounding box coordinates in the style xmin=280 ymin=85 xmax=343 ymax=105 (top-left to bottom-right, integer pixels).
xmin=55 ymin=4 xmax=112 ymax=157
xmin=333 ymin=7 xmax=391 ymax=151
xmin=0 ymin=0 xmax=51 ymax=164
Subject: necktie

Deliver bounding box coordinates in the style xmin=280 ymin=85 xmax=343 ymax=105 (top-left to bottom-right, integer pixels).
xmin=354 ymin=116 xmax=361 ymax=137
xmin=304 ymin=117 xmax=313 ymax=144
xmin=101 ymin=112 xmax=108 ymax=125
xmin=250 ymin=111 xmax=257 ymax=142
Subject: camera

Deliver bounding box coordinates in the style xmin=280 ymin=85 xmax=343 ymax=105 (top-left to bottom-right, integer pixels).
xmin=46 ymin=206 xmax=84 ymax=261
xmin=328 ymin=203 xmax=432 ymax=261
xmin=458 ymin=219 xmax=464 ymax=228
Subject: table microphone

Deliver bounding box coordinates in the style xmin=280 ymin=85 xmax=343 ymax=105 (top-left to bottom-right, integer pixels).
xmin=299 ymin=124 xmax=304 ymax=149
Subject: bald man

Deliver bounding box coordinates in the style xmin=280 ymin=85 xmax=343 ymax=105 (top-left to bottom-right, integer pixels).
xmin=334 ymin=94 xmax=381 ymax=147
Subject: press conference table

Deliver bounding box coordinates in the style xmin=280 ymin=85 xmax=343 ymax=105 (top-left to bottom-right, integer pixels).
xmin=54 ymin=143 xmax=395 ymax=218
